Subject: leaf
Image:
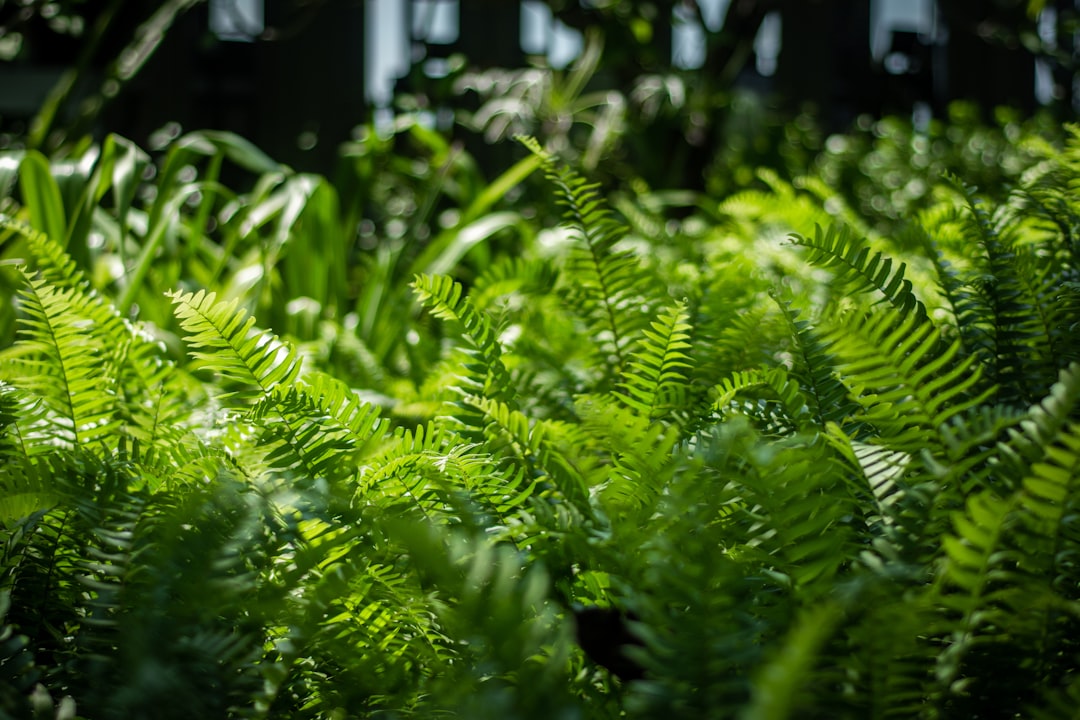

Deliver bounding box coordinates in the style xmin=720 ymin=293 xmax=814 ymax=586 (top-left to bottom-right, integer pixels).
xmin=741 ymin=602 xmax=843 ymax=720
xmin=413 ymin=273 xmax=512 ymax=401
xmin=791 ymin=224 xmax=929 ymax=324
xmin=18 ymin=150 xmax=67 ymax=247
xmin=249 ymin=372 xmax=389 ymax=482
xmin=518 ymin=135 xmax=658 ymax=377
xmin=825 ymin=306 xmax=992 ymax=454
xmin=168 ymin=288 xmax=301 ymax=400
xmin=10 ymin=271 xmax=120 ymax=447
xmin=614 ymin=300 xmax=693 ymax=421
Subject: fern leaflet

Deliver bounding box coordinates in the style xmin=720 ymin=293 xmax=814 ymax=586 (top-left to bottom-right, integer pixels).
xmin=614 ymin=300 xmax=693 ymax=421
xmin=169 ymin=288 xmax=302 ymax=399
xmin=10 ymin=273 xmax=120 ymax=447
xmin=791 ymin=224 xmax=929 ymax=324
xmin=519 ymin=136 xmax=656 ymax=378
xmin=825 ymin=307 xmax=992 ymax=454
xmin=412 ymin=273 xmax=511 ymax=401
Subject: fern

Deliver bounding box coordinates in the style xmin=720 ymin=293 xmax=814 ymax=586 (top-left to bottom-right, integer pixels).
xmin=791 ymin=223 xmax=930 ymax=324
xmin=7 ymin=272 xmax=121 ymax=447
xmin=824 ymin=306 xmax=993 ymax=454
xmin=412 ymin=273 xmax=512 ymax=402
xmin=11 ymin=222 xmax=199 ymax=464
xmin=464 ymin=395 xmax=594 ymax=514
xmin=772 ymin=292 xmax=860 ymax=428
xmin=712 ymin=366 xmax=812 ymax=434
xmin=5 ymin=113 xmax=1080 ymax=719
xmin=931 ymin=367 xmax=1080 ymax=715
xmin=469 ymin=255 xmax=559 ymax=313
xmin=945 ymin=177 xmax=1048 ymax=406
xmin=250 ymin=373 xmax=388 ymax=484
xmin=613 ymin=299 xmax=693 ymax=422
xmin=575 ymin=393 xmax=681 ymax=526
xmin=169 ymin=288 xmax=302 ymax=400
xmin=519 ymin=136 xmax=657 ymax=379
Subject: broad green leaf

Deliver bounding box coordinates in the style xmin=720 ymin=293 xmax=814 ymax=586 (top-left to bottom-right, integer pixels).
xmin=18 ymin=150 xmax=66 ymax=246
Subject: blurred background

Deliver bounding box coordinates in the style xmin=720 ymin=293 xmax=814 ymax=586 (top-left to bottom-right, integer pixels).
xmin=0 ymin=0 xmax=1075 ymax=188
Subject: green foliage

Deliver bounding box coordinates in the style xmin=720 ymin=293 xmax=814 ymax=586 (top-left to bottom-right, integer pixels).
xmin=1 ymin=118 xmax=1079 ymax=719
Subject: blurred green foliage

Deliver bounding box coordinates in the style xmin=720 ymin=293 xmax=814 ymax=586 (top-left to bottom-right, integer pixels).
xmin=0 ymin=97 xmax=1079 ymax=717
xmin=1 ymin=6 xmax=1080 ymax=714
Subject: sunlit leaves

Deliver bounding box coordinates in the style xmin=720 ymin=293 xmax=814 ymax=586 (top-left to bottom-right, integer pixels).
xmin=169 ymin=288 xmax=301 ymax=398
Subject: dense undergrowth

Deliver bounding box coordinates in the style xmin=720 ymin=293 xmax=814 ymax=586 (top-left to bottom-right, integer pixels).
xmin=0 ymin=111 xmax=1079 ymax=719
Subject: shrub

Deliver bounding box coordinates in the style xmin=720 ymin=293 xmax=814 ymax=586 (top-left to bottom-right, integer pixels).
xmin=0 ymin=120 xmax=1078 ymax=718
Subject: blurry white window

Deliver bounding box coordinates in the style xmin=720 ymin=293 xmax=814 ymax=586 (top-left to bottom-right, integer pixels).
xmin=210 ymin=0 xmax=264 ymax=42
xmin=414 ymin=0 xmax=459 ymax=44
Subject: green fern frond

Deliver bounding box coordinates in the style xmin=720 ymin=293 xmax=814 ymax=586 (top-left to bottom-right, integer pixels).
xmin=825 ymin=307 xmax=992 ymax=454
xmin=357 ymin=422 xmax=457 ymax=514
xmin=169 ymin=288 xmax=302 ymax=400
xmin=575 ymin=393 xmax=680 ymax=523
xmin=712 ymin=366 xmax=811 ymax=434
xmin=249 ymin=372 xmax=388 ymax=483
xmin=693 ymin=281 xmax=779 ymax=383
xmin=412 ymin=273 xmax=512 ymax=401
xmin=7 ymin=222 xmax=198 ymax=460
xmin=1011 ymin=245 xmax=1077 ymax=390
xmin=998 ymin=362 xmax=1080 ymax=483
xmin=717 ymin=167 xmax=833 ymax=239
xmin=824 ymin=427 xmax=910 ymax=520
xmin=355 ymin=423 xmax=531 ymax=531
xmin=0 ymin=455 xmax=61 ymax=527
xmin=169 ymin=288 xmax=372 ymax=485
xmin=469 ymin=256 xmax=559 ymax=312
xmin=933 ymin=367 xmax=1080 ymax=715
xmin=947 ymin=178 xmax=1043 ymax=406
xmin=772 ymin=293 xmax=859 ymax=427
xmin=5 ymin=215 xmax=90 ymax=295
xmin=519 ymin=136 xmax=656 ymax=377
xmin=1015 ymin=420 xmax=1080 ymax=592
xmin=0 ymin=381 xmax=51 ymax=462
xmin=305 ymin=549 xmax=451 ymax=700
xmin=932 ymin=404 xmax=1029 ymax=504
xmin=791 ymin=224 xmax=929 ymax=324
xmin=465 ymin=395 xmax=594 ymax=513
xmin=383 ymin=520 xmax=574 ymax=716
xmin=936 ymin=490 xmax=1028 ymax=699
xmin=9 ymin=273 xmax=121 ymax=447
xmin=71 ymin=480 xmax=275 ymax=718
xmin=614 ymin=300 xmax=693 ymax=421
xmin=733 ymin=437 xmax=858 ymax=594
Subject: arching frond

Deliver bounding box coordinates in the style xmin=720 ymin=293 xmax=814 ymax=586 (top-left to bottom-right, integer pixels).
xmin=712 ymin=366 xmax=811 ymax=434
xmin=575 ymin=393 xmax=681 ymax=524
xmin=249 ymin=372 xmax=389 ymax=483
xmin=946 ymin=177 xmax=1046 ymax=406
xmin=0 ymin=458 xmax=60 ymax=528
xmin=791 ymin=223 xmax=929 ymax=324
xmin=168 ymin=288 xmax=301 ymax=400
xmin=469 ymin=255 xmax=558 ymax=312
xmin=9 ymin=272 xmax=120 ymax=447
xmin=519 ymin=136 xmax=657 ymax=379
xmin=614 ymin=300 xmax=693 ymax=422
xmin=464 ymin=395 xmax=594 ymax=514
xmin=998 ymin=362 xmax=1080 ymax=484
xmin=0 ymin=381 xmax=50 ymax=462
xmin=8 ymin=222 xmax=198 ymax=462
xmin=824 ymin=307 xmax=992 ymax=454
xmin=412 ymin=273 xmax=511 ymax=401
xmin=772 ymin=293 xmax=859 ymax=427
